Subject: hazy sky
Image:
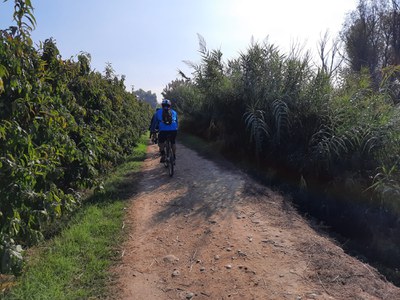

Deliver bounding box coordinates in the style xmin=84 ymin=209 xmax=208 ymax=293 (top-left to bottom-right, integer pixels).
xmin=0 ymin=0 xmax=358 ymax=101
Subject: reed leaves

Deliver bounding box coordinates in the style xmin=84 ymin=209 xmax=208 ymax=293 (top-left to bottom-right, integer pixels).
xmin=163 ymin=36 xmax=400 ymax=214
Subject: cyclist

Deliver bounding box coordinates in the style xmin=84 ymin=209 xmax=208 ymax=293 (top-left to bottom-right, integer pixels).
xmin=155 ymin=99 xmax=178 ymax=163
xmin=149 ymin=107 xmax=161 ymax=143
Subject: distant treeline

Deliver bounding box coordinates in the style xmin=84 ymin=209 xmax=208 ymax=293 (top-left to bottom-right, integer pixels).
xmin=134 ymin=88 xmax=157 ymax=108
xmin=163 ymin=0 xmax=400 ymax=284
xmin=0 ymin=1 xmax=152 ymax=274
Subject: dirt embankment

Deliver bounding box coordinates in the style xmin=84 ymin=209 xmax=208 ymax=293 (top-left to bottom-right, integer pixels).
xmin=108 ymin=143 xmax=400 ymax=300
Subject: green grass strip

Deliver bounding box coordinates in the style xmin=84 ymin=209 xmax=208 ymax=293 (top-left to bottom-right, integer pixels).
xmin=2 ymin=136 xmax=148 ymax=300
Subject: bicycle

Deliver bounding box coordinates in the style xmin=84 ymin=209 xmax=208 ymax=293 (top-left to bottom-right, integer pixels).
xmin=163 ymin=136 xmax=175 ymax=177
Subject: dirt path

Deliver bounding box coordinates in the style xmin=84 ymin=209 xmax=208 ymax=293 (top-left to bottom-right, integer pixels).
xmin=108 ymin=143 xmax=400 ymax=300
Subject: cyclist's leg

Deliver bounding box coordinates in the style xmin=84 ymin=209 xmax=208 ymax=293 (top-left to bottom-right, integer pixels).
xmin=158 ymin=131 xmax=167 ymax=162
xmin=159 ymin=142 xmax=166 ymax=162
xmin=154 ymin=130 xmax=158 ymax=144
xmin=170 ymin=131 xmax=178 ymax=159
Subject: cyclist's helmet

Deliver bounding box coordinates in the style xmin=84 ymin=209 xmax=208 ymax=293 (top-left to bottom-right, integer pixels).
xmin=161 ymin=99 xmax=171 ymax=108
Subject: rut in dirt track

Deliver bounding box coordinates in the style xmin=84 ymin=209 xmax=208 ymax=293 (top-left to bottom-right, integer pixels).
xmin=107 ymin=142 xmax=400 ymax=300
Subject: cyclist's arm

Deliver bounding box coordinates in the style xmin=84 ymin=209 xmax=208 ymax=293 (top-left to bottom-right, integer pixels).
xmin=150 ymin=113 xmax=159 ymax=132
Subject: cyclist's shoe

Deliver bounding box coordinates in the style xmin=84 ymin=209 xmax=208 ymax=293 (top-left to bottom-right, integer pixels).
xmin=160 ymin=155 xmax=166 ymax=163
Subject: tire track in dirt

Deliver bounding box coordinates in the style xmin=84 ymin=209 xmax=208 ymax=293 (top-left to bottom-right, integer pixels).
xmin=108 ymin=142 xmax=400 ymax=300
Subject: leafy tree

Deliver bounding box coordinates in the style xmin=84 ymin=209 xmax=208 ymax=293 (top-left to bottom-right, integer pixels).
xmin=341 ymin=0 xmax=400 ymax=91
xmin=0 ymin=1 xmax=152 ymax=274
xmin=341 ymin=0 xmax=383 ymax=84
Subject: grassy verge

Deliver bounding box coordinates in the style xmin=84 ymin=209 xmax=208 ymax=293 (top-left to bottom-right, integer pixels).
xmin=1 ymin=136 xmax=148 ymax=300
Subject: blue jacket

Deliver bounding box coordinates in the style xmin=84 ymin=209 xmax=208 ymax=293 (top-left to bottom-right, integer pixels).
xmin=156 ymin=108 xmax=178 ymax=131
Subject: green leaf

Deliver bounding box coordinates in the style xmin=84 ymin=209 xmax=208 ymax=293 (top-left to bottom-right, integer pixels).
xmin=0 ymin=64 xmax=8 ymax=78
